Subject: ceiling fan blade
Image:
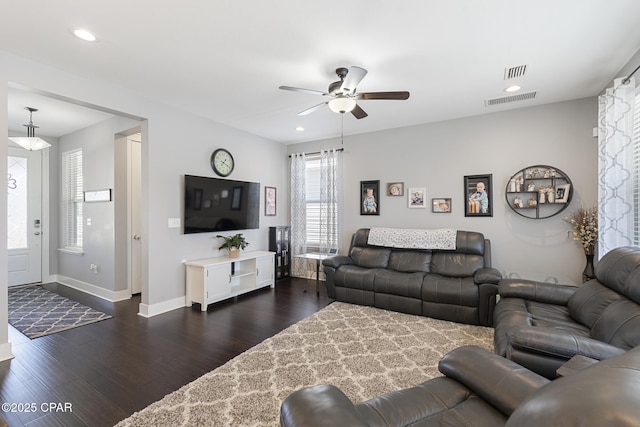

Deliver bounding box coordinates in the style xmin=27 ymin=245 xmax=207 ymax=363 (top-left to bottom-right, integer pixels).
xmin=341 ymin=66 xmax=368 ymax=94
xmin=298 ymin=102 xmax=328 ymax=116
xmin=351 ymin=103 xmax=368 ymax=119
xmin=279 ymin=86 xmax=329 ymax=96
xmin=356 ymin=91 xmax=410 ymax=100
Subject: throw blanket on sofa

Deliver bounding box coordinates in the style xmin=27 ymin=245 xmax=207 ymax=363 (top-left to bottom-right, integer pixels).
xmin=367 ymin=227 xmax=457 ymax=250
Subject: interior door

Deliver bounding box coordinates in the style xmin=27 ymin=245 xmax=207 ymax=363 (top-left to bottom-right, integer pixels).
xmin=7 ymin=147 xmax=42 ymax=286
xmin=129 ymin=135 xmax=142 ymax=294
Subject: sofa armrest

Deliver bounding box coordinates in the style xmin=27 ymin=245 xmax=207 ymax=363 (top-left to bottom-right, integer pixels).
xmin=438 ymin=346 xmax=549 ymax=416
xmin=507 ymin=325 xmax=627 ymax=360
xmin=280 ymin=384 xmax=368 ymax=427
xmin=498 ymin=279 xmax=577 ymax=305
xmin=322 ymin=255 xmax=353 ymax=269
xmin=474 ymin=267 xmax=502 ymax=285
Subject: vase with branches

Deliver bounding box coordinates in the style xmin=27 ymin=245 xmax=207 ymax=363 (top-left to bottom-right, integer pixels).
xmin=564 ymin=206 xmax=598 ymax=281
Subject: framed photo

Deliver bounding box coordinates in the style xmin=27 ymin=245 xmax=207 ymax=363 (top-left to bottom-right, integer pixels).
xmin=408 ymin=188 xmax=426 ymax=208
xmin=432 ymin=198 xmax=452 ymax=213
xmin=360 ymin=180 xmax=380 ymax=215
xmin=387 ymin=182 xmax=404 ymax=196
xmin=555 ymin=183 xmax=571 ymax=203
xmin=464 ymin=174 xmax=493 ymax=217
xmin=265 ymin=186 xmax=276 ymax=216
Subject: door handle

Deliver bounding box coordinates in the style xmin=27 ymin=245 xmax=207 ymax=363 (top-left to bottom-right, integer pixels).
xmin=133 ymin=235 xmax=141 ymax=240
xmin=34 ymin=231 xmax=41 ymax=236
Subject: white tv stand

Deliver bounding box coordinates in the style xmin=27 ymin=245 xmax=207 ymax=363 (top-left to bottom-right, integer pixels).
xmin=185 ymin=251 xmax=275 ymax=311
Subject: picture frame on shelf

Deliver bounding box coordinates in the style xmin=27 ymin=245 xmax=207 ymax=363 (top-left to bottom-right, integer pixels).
xmin=464 ymin=174 xmax=493 ymax=217
xmin=432 ymin=198 xmax=452 ymax=213
xmin=360 ymin=180 xmax=380 ymax=215
xmin=265 ymin=186 xmax=276 ymax=216
xmin=408 ymin=188 xmax=426 ymax=208
xmin=555 ymin=183 xmax=571 ymax=203
xmin=387 ymin=182 xmax=404 ymax=196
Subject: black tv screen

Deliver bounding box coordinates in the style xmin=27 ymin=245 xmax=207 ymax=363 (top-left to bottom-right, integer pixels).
xmin=184 ymin=175 xmax=260 ymax=234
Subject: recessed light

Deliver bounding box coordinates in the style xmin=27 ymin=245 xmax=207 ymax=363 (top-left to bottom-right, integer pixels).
xmin=295 ymin=126 xmax=304 ymax=132
xmin=504 ymin=85 xmax=521 ymax=93
xmin=73 ymin=29 xmax=97 ymax=42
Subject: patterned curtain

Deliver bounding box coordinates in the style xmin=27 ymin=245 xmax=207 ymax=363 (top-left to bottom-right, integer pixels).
xmin=290 ymin=152 xmax=307 ymax=277
xmin=598 ymin=77 xmax=636 ymax=257
xmin=319 ymin=149 xmax=341 ymax=253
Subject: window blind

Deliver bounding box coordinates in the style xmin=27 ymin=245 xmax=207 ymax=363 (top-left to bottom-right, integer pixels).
xmin=62 ymin=149 xmax=83 ymax=249
xmin=304 ymin=154 xmax=338 ymax=248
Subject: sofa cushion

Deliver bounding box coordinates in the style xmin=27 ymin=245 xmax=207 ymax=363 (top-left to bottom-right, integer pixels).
xmin=422 ymin=275 xmax=479 ymax=307
xmin=387 ymin=250 xmax=431 ymax=273
xmin=349 ymin=246 xmax=391 ymax=269
xmin=431 ymin=253 xmax=484 ymax=277
xmin=590 ymin=299 xmax=640 ymax=349
xmin=334 ymin=265 xmax=377 ymax=291
xmin=567 ymin=280 xmax=624 ymax=328
xmin=374 ymin=270 xmax=424 ymax=298
xmin=595 ymin=246 xmax=640 ymax=303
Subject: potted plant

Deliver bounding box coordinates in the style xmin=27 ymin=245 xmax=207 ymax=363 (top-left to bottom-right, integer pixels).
xmin=216 ymin=233 xmax=249 ymax=258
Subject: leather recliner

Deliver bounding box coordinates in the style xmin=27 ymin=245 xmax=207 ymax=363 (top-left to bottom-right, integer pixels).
xmin=280 ymin=345 xmax=640 ymax=426
xmin=494 ymin=246 xmax=640 ymax=378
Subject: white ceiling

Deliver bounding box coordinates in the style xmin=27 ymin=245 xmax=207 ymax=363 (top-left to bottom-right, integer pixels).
xmin=3 ymin=1 xmax=640 ymax=144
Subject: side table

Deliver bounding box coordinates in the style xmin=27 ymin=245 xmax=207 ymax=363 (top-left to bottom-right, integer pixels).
xmin=295 ymin=252 xmax=334 ymax=296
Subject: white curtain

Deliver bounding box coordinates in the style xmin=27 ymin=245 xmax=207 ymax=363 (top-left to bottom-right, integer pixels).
xmin=598 ymin=77 xmax=636 ymax=257
xmin=319 ymin=149 xmax=341 ymax=253
xmin=290 ymin=152 xmax=307 ymax=277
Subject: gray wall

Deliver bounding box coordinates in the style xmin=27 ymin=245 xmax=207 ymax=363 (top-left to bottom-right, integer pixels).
xmin=288 ymin=97 xmax=598 ymax=284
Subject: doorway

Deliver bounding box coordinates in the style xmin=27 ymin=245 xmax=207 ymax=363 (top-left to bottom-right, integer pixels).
xmin=7 ymin=147 xmax=43 ymax=286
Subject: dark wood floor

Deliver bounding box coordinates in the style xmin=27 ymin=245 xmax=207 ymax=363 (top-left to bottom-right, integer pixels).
xmin=0 ymin=278 xmax=331 ymax=427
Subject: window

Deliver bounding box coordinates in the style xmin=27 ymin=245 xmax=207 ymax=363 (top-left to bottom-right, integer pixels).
xmin=62 ymin=149 xmax=83 ymax=250
xmin=304 ymin=153 xmax=338 ymax=249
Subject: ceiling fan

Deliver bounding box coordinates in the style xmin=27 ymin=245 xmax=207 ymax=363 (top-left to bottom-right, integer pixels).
xmin=279 ymin=66 xmax=410 ymax=119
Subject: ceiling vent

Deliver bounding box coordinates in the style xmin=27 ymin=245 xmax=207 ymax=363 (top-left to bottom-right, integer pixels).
xmin=504 ymin=64 xmax=528 ymax=80
xmin=485 ymin=91 xmax=537 ymax=107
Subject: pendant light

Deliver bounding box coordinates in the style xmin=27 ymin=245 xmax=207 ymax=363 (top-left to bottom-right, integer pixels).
xmin=9 ymin=107 xmax=52 ymax=151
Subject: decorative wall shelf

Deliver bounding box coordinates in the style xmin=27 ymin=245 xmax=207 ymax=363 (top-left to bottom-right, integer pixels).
xmin=505 ymin=164 xmax=573 ymax=219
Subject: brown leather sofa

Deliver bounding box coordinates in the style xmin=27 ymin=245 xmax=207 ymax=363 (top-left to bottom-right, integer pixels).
xmin=280 ymin=345 xmax=640 ymax=427
xmin=494 ymin=246 xmax=640 ymax=378
xmin=322 ymin=228 xmax=501 ymax=326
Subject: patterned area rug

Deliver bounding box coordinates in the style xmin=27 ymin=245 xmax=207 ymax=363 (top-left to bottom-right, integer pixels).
xmin=116 ymin=302 xmax=493 ymax=427
xmin=8 ymin=285 xmax=113 ymax=339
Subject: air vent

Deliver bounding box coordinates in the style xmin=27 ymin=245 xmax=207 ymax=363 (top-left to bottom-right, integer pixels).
xmin=504 ymin=65 xmax=528 ymax=80
xmin=485 ymin=91 xmax=537 ymax=107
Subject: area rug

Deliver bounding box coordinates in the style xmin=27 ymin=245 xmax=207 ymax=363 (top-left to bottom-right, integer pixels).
xmin=116 ymin=302 xmax=493 ymax=427
xmin=7 ymin=285 xmax=113 ymax=339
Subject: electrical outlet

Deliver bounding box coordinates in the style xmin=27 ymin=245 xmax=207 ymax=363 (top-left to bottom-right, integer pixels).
xmin=168 ymin=218 xmax=181 ymax=228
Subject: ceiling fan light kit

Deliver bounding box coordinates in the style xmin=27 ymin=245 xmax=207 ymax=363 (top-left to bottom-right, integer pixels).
xmin=328 ymin=97 xmax=356 ymax=114
xmin=279 ymin=65 xmax=410 ymax=119
xmin=9 ymin=107 xmax=52 ymax=151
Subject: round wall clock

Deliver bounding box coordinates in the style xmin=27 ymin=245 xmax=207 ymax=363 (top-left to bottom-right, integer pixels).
xmin=211 ymin=148 xmax=235 ymax=177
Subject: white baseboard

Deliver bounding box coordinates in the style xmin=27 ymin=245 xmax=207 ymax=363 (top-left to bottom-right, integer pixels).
xmin=0 ymin=342 xmax=14 ymax=362
xmin=54 ymin=275 xmax=131 ymax=302
xmin=138 ymin=296 xmax=185 ymax=318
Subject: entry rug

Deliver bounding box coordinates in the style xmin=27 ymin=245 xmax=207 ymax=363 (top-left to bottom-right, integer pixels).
xmin=7 ymin=285 xmax=113 ymax=339
xmin=116 ymin=302 xmax=493 ymax=427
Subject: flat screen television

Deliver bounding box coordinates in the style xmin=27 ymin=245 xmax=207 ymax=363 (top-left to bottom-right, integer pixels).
xmin=184 ymin=174 xmax=260 ymax=234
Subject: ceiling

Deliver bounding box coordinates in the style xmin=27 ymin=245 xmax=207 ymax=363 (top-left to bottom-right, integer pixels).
xmin=3 ymin=1 xmax=640 ymax=144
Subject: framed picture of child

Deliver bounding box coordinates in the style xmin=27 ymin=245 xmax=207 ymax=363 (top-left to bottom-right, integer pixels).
xmin=408 ymin=188 xmax=426 ymax=208
xmin=464 ymin=174 xmax=493 ymax=217
xmin=360 ymin=180 xmax=380 ymax=215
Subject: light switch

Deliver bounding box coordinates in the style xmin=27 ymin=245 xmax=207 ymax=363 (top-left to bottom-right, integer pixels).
xmin=168 ymin=218 xmax=181 ymax=228
xmin=87 ymin=218 xmax=92 ymax=226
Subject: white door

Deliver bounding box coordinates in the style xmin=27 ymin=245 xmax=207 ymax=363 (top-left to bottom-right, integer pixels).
xmin=7 ymin=147 xmax=42 ymax=286
xmin=129 ymin=135 xmax=142 ymax=294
